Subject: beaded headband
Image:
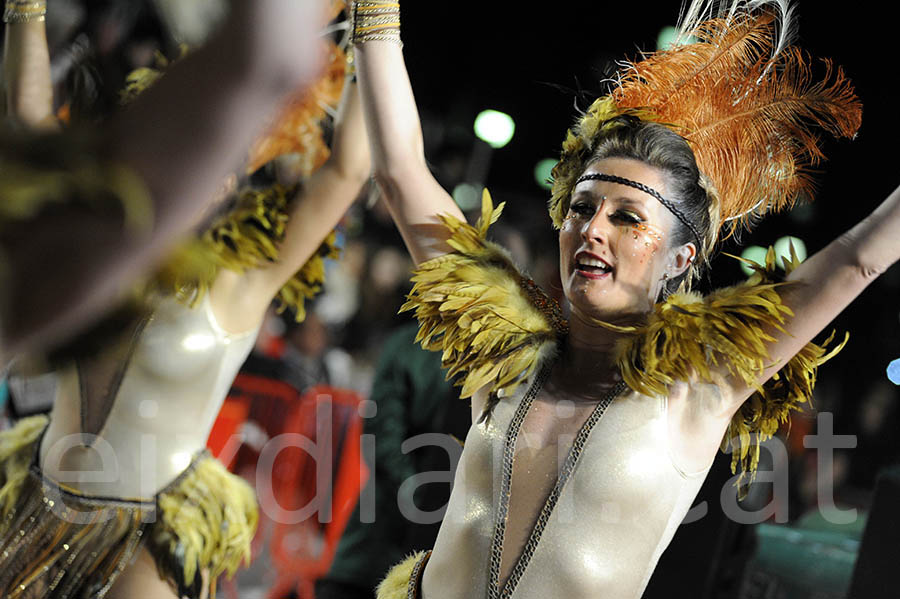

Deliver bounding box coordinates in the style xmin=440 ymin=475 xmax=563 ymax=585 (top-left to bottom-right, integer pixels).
xmin=574 ymin=172 xmax=704 ymax=251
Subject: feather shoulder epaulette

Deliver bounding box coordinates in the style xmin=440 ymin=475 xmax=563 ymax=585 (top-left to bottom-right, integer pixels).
xmin=402 ymin=192 xmax=841 ymax=495
xmin=400 ymin=191 xmax=568 ymax=413
xmin=612 ymin=245 xmax=846 ymax=494
xmin=153 ymin=184 xmax=339 ymax=323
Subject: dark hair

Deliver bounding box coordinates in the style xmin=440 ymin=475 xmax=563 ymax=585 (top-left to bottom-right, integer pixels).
xmin=585 ymin=115 xmax=720 ymax=294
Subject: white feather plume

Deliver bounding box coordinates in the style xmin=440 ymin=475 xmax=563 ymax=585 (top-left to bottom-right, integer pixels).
xmin=676 ymin=0 xmax=797 ymax=60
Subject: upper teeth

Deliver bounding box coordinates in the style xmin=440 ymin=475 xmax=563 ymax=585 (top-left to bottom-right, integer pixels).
xmin=579 ymin=257 xmax=609 ymax=269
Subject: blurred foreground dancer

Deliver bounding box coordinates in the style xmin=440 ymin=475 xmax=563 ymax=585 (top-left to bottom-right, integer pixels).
xmin=352 ymin=0 xmax=900 ymax=597
xmin=0 ymin=0 xmax=323 ymax=359
xmin=0 ymin=2 xmax=372 ymax=598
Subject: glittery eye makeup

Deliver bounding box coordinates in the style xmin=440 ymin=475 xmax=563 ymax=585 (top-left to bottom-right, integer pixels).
xmin=629 ymin=222 xmax=665 ymax=252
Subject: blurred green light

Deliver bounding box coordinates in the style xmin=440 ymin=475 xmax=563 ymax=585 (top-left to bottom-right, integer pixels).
xmin=657 ymin=26 xmax=679 ymax=50
xmin=774 ymin=236 xmax=807 ymax=267
xmin=740 ymin=245 xmax=767 ymax=277
xmin=534 ymin=158 xmax=556 ymax=190
xmin=452 ymin=183 xmax=483 ymax=211
xmin=474 ymin=110 xmax=515 ymax=149
xmin=657 ymin=25 xmax=698 ymax=50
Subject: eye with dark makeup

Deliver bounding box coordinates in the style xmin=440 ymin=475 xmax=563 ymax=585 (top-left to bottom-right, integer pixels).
xmin=611 ymin=210 xmax=643 ymax=224
xmin=568 ymin=201 xmax=595 ymax=217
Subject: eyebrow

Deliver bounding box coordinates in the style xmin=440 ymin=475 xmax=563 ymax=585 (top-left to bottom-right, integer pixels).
xmin=572 ymin=191 xmax=649 ymax=210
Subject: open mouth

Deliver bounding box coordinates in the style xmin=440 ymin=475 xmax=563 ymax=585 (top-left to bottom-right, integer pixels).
xmin=574 ymin=253 xmax=613 ymax=279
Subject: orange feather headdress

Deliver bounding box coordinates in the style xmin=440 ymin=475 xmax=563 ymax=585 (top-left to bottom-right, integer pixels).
xmin=549 ymin=0 xmax=862 ymax=241
xmin=245 ymin=40 xmax=348 ymax=176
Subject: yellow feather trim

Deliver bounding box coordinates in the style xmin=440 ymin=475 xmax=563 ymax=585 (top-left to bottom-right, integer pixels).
xmin=615 ymin=244 xmax=846 ymax=496
xmin=0 ymin=415 xmax=48 ymax=519
xmin=118 ymin=46 xmax=188 ymax=106
xmin=400 ymin=190 xmax=567 ymax=417
xmin=376 ymin=551 xmax=428 ymax=599
xmin=152 ymin=184 xmax=340 ymax=322
xmin=721 ymin=245 xmax=847 ymax=495
xmin=119 ymin=51 xmax=340 ymax=323
xmin=0 ymin=417 xmax=257 ymax=599
xmin=405 ymin=194 xmax=842 ymax=499
xmin=150 ymin=454 xmax=259 ymax=593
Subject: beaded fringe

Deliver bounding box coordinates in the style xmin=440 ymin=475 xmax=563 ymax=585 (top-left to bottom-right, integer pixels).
xmin=0 ymin=416 xmax=258 ymax=599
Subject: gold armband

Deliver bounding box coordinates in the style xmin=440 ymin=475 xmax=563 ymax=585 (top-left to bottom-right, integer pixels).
xmin=3 ymin=0 xmax=46 ymax=23
xmin=351 ymin=1 xmax=402 ymax=46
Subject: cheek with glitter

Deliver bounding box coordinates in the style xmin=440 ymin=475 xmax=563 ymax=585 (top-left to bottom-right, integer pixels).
xmin=627 ymin=223 xmax=664 ymax=262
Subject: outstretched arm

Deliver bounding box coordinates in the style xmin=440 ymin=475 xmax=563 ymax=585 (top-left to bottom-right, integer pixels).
xmin=726 ymin=184 xmax=900 ymax=408
xmin=1 ymin=0 xmax=325 ymax=358
xmin=353 ymin=3 xmax=465 ymax=266
xmin=209 ymin=78 xmax=373 ymax=333
xmin=3 ymin=16 xmax=57 ymax=129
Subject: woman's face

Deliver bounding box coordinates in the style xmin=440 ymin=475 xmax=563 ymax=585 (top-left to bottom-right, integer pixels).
xmin=559 ymin=157 xmax=689 ymax=323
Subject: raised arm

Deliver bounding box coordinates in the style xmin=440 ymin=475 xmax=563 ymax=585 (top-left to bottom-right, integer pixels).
xmin=727 ymin=184 xmax=900 ymax=407
xmin=3 ymin=13 xmax=57 ymax=129
xmin=209 ymin=78 xmax=372 ymax=333
xmin=1 ymin=0 xmax=325 ymax=358
xmin=352 ymin=1 xmax=465 ymax=265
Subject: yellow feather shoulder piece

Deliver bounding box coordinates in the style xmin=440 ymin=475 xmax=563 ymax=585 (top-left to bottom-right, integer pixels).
xmin=153 ymin=184 xmax=339 ymax=322
xmin=400 ymin=191 xmax=567 ymax=415
xmin=614 ymin=245 xmax=845 ymax=494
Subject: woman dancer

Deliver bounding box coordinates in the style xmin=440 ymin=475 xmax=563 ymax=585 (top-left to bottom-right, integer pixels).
xmin=0 ymin=3 xmax=370 ymax=598
xmin=351 ymin=1 xmax=898 ymax=598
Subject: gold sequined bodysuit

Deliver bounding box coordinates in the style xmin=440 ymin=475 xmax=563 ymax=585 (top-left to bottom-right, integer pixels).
xmin=420 ymin=365 xmax=712 ymax=599
xmin=32 ymin=294 xmax=259 ymax=499
xmin=0 ymin=295 xmax=261 ymax=598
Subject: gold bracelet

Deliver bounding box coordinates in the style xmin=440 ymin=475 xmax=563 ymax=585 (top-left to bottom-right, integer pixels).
xmin=3 ymin=0 xmax=46 ymax=23
xmin=351 ymin=1 xmax=402 ymax=46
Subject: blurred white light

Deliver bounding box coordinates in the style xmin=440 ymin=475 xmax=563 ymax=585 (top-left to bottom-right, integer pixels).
xmin=740 ymin=245 xmax=767 ymax=277
xmin=627 ymin=448 xmax=657 ymax=477
xmin=474 ymin=110 xmax=515 ymax=149
xmin=171 ymin=452 xmax=192 ymax=471
xmin=182 ymin=333 xmax=216 ymax=352
xmin=888 ymin=358 xmax=900 ymax=385
xmin=452 ymin=183 xmax=483 ymax=211
xmin=534 ymin=158 xmax=556 ymax=190
xmin=773 ymin=236 xmax=807 ymax=267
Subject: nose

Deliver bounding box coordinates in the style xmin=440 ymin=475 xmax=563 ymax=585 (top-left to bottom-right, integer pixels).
xmin=581 ymin=205 xmax=610 ymax=245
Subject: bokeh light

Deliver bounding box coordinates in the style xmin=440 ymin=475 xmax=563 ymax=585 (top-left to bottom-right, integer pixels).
xmin=740 ymin=245 xmax=767 ymax=277
xmin=474 ymin=110 xmax=516 ymax=149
